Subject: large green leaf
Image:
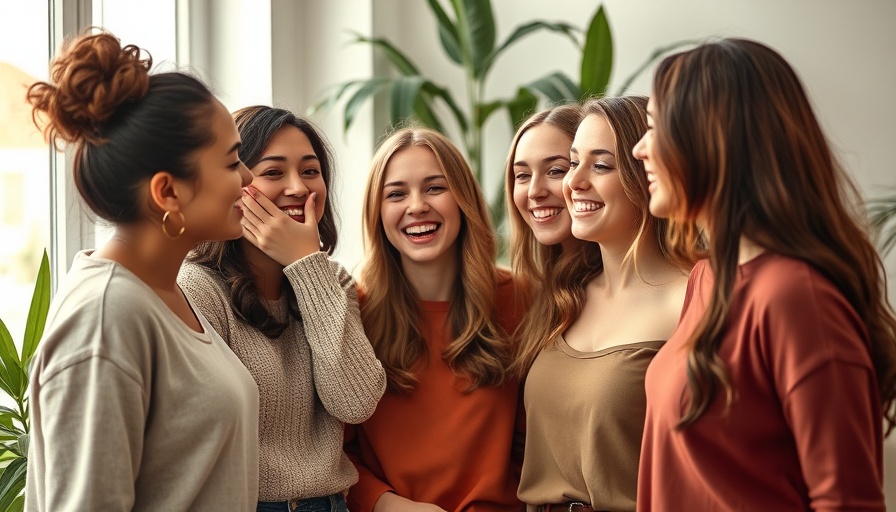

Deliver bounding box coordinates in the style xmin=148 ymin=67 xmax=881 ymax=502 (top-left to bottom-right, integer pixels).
xmin=8 ymin=494 xmax=23 ymax=512
xmin=580 ymin=5 xmax=613 ymax=98
xmin=869 ymin=194 xmax=896 ymax=255
xmin=423 ymin=83 xmax=468 ymax=133
xmin=426 ymin=0 xmax=462 ymax=65
xmin=0 ymin=457 xmax=26 ymax=511
xmin=389 ymin=76 xmax=428 ymax=123
xmin=0 ymin=323 xmax=22 ymax=403
xmin=614 ymin=39 xmax=696 ymax=95
xmin=351 ymin=33 xmax=420 ymax=76
xmin=450 ymin=0 xmax=496 ymax=78
xmin=524 ymin=71 xmax=581 ymax=103
xmin=22 ymin=250 xmax=50 ymax=368
xmin=506 ymin=87 xmax=539 ymax=131
xmin=343 ymin=78 xmax=391 ymax=132
xmin=482 ymin=20 xmax=581 ymax=78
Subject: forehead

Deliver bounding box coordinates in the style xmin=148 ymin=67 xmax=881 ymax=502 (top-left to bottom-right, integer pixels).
xmin=383 ymin=145 xmax=443 ymax=181
xmin=572 ymin=114 xmax=616 ymax=150
xmin=516 ymin=124 xmax=573 ymax=158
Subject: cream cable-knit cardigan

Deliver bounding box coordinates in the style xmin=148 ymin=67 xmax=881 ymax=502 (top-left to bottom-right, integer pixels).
xmin=179 ymin=251 xmax=386 ymax=501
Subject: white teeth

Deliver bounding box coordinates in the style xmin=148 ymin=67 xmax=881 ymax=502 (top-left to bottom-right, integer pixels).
xmin=405 ymin=224 xmax=438 ymax=235
xmin=283 ymin=208 xmax=303 ymax=216
xmin=531 ymin=208 xmax=561 ymax=219
xmin=574 ymin=201 xmax=603 ymax=212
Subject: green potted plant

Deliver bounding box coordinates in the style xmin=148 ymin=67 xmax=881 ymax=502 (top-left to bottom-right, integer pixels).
xmin=0 ymin=250 xmax=50 ymax=512
xmin=311 ymin=0 xmax=691 ymax=226
xmin=870 ymin=195 xmax=896 ymax=256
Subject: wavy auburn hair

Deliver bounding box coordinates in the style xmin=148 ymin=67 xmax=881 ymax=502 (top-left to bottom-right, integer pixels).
xmin=360 ymin=127 xmax=509 ymax=393
xmin=651 ymin=38 xmax=896 ymax=432
xmin=189 ymin=106 xmax=339 ymax=338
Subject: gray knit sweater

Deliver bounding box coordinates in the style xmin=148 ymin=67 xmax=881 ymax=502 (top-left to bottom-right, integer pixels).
xmin=178 ymin=251 xmax=386 ymax=501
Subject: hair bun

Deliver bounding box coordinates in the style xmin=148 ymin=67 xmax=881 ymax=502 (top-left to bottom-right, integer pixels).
xmin=27 ymin=31 xmax=152 ymax=147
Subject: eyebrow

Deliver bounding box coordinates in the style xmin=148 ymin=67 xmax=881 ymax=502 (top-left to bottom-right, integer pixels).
xmin=513 ymin=154 xmax=569 ymax=167
xmin=383 ymin=174 xmax=446 ymax=188
xmin=570 ymin=146 xmax=615 ymax=157
xmin=255 ymin=153 xmax=320 ymax=165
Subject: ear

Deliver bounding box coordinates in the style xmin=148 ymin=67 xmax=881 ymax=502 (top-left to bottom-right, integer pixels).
xmin=148 ymin=171 xmax=182 ymax=214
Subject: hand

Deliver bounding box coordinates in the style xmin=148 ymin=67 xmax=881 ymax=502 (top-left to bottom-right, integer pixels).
xmin=239 ymin=186 xmax=321 ymax=266
xmin=373 ymin=492 xmax=448 ymax=512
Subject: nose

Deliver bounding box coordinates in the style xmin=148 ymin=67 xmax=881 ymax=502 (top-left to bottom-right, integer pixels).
xmin=285 ymin=171 xmax=310 ymax=197
xmin=564 ymin=161 xmax=589 ymax=191
xmin=633 ymin=133 xmax=647 ymax=161
xmin=406 ymin=191 xmax=430 ymax=215
xmin=239 ymin=162 xmax=252 ymax=187
xmin=528 ymin=172 xmax=549 ymax=200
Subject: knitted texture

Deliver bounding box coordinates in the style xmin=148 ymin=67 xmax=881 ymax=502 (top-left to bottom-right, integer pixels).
xmin=179 ymin=251 xmax=386 ymax=501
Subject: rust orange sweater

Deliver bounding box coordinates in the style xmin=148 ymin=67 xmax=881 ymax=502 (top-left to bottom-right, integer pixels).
xmin=346 ymin=277 xmax=524 ymax=512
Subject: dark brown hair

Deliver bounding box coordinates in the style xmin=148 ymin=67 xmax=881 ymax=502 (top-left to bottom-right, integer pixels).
xmin=651 ymin=38 xmax=896 ymax=432
xmin=27 ymin=30 xmax=217 ymax=223
xmin=189 ymin=106 xmax=339 ymax=338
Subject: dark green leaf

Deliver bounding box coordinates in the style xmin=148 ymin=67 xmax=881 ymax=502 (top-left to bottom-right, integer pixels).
xmin=426 ymin=0 xmax=462 ymax=65
xmin=15 ymin=434 xmax=26 ymax=460
xmin=580 ymin=5 xmax=613 ymax=98
xmin=0 ymin=323 xmax=22 ymax=403
xmin=506 ymin=88 xmax=539 ymax=131
xmin=8 ymin=494 xmax=23 ymax=512
xmin=423 ymin=83 xmax=468 ymax=133
xmin=450 ymin=0 xmax=496 ymax=78
xmin=351 ymin=32 xmax=420 ymax=75
xmin=390 ymin=76 xmax=428 ymax=123
xmin=343 ymin=79 xmax=390 ymax=132
xmin=482 ymin=20 xmax=581 ymax=78
xmin=525 ymin=71 xmax=581 ymax=103
xmin=0 ymin=408 xmax=22 ymax=427
xmin=22 ymin=250 xmax=50 ymax=368
xmin=0 ymin=457 xmax=26 ymax=510
xmin=615 ymin=39 xmax=696 ymax=95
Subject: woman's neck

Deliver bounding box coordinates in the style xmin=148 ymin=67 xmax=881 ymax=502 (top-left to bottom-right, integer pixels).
xmin=240 ymin=239 xmax=285 ymax=300
xmin=94 ymin=224 xmax=191 ymax=292
xmin=596 ymin=235 xmax=682 ymax=291
xmin=400 ymin=251 xmax=458 ymax=302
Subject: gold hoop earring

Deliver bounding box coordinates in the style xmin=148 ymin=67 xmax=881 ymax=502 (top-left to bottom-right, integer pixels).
xmin=161 ymin=211 xmax=186 ymax=240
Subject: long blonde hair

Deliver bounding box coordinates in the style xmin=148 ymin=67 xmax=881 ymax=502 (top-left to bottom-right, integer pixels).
xmin=360 ymin=127 xmax=510 ymax=393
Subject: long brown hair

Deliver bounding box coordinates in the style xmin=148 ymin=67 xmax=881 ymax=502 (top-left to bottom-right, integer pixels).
xmin=509 ymin=97 xmax=689 ymax=377
xmin=189 ymin=106 xmax=339 ymax=338
xmin=651 ymin=38 xmax=896 ymax=431
xmin=503 ymin=105 xmax=601 ymax=378
xmin=360 ymin=127 xmax=510 ymax=393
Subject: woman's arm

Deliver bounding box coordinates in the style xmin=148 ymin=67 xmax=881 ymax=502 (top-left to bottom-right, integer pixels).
xmin=30 ymin=357 xmax=145 ymax=510
xmin=286 ymin=253 xmax=386 ymax=423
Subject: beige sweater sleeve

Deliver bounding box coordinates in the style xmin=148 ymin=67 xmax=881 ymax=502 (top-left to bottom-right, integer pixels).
xmin=284 ymin=252 xmax=385 ymax=424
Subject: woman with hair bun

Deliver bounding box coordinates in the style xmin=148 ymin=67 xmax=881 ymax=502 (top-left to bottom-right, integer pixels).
xmin=25 ymin=30 xmax=259 ymax=510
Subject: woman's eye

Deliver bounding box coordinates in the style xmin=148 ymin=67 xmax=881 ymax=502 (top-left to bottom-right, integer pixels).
xmin=569 ymin=160 xmax=580 ymax=169
xmin=302 ymin=168 xmax=321 ymax=177
xmin=427 ymin=186 xmax=446 ymax=194
xmin=514 ymin=173 xmax=531 ymax=182
xmin=547 ymin=166 xmax=569 ymax=177
xmin=228 ymin=160 xmax=242 ymax=170
xmin=385 ymin=191 xmax=404 ymax=200
xmin=261 ymin=169 xmax=282 ymax=177
xmin=594 ymin=163 xmax=614 ymax=172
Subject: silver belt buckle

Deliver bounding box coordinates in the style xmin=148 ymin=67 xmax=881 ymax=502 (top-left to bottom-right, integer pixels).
xmin=568 ymin=503 xmax=588 ymax=512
